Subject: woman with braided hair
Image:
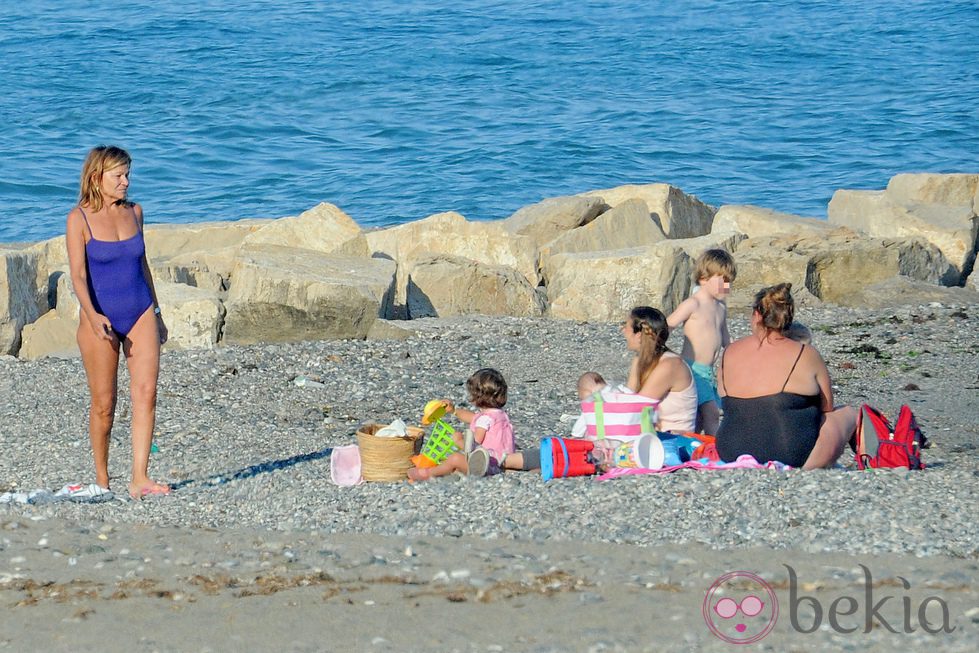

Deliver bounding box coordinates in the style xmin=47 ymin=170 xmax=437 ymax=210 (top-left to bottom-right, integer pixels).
xmin=623 ymin=306 xmax=697 ymax=433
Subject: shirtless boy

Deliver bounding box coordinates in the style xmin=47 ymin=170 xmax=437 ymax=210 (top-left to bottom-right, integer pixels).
xmin=667 ymin=249 xmax=737 ymax=435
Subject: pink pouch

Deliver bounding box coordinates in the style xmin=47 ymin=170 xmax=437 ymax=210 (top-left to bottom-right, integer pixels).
xmin=330 ymin=445 xmax=363 ymax=486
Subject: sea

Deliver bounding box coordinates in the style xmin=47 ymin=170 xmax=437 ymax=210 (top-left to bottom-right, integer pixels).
xmin=1 ymin=0 xmax=976 ymax=244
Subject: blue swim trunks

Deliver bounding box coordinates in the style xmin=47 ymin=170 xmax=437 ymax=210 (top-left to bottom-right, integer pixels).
xmin=687 ymin=360 xmax=720 ymax=407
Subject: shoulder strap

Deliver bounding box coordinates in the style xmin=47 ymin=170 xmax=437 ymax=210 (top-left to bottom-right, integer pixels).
xmin=78 ymin=207 xmax=94 ymax=238
xmin=780 ymin=344 xmax=806 ymax=392
xmin=131 ymin=206 xmax=142 ymax=232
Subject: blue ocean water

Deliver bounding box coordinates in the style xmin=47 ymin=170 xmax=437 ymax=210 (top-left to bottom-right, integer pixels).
xmin=1 ymin=0 xmax=976 ymax=243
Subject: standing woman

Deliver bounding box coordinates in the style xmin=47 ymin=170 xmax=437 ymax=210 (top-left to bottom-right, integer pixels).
xmin=66 ymin=145 xmax=170 ymax=499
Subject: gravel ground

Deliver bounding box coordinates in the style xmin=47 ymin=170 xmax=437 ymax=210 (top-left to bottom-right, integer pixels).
xmin=1 ymin=302 xmax=977 ymax=651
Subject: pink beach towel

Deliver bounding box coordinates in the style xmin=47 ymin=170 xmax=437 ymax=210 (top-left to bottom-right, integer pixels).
xmin=596 ymin=454 xmax=792 ymax=480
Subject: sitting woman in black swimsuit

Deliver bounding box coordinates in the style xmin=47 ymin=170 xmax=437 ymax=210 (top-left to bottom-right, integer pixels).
xmin=716 ymin=283 xmax=856 ymax=469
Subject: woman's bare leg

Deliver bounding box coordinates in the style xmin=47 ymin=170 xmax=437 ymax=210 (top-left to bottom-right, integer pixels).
xmin=122 ymin=308 xmax=168 ymax=497
xmin=803 ymin=405 xmax=858 ymax=470
xmin=77 ymin=315 xmax=120 ymax=489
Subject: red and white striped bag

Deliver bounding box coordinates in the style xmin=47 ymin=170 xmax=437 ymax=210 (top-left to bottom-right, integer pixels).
xmin=580 ymin=387 xmax=659 ymax=443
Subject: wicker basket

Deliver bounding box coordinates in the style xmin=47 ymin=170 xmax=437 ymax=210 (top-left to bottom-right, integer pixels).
xmin=356 ymin=423 xmax=423 ymax=481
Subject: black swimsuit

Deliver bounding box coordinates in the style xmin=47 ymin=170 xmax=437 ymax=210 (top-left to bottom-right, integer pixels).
xmin=716 ymin=344 xmax=822 ymax=467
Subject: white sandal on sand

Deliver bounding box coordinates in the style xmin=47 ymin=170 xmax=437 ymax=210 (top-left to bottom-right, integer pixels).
xmin=54 ymin=483 xmax=114 ymax=503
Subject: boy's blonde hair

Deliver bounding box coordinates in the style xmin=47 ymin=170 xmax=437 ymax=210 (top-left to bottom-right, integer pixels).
xmin=694 ymin=249 xmax=737 ymax=284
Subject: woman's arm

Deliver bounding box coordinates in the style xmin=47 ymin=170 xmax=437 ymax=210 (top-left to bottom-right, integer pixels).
xmin=66 ymin=209 xmax=112 ymax=341
xmin=810 ymin=346 xmax=835 ymax=412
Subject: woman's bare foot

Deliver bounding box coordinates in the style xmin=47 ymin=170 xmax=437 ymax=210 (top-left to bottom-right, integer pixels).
xmin=407 ymin=467 xmax=431 ymax=482
xmin=129 ymin=479 xmax=171 ymax=499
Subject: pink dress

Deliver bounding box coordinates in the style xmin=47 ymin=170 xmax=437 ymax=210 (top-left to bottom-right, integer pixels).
xmin=472 ymin=408 xmax=516 ymax=462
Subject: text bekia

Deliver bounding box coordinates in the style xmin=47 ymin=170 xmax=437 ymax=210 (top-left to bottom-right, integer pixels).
xmin=785 ymin=564 xmax=955 ymax=635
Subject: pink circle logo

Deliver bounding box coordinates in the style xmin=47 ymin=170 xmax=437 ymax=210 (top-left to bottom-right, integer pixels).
xmin=703 ymin=571 xmax=779 ymax=644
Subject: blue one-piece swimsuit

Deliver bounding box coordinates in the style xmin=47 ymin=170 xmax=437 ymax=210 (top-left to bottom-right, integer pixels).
xmin=80 ymin=207 xmax=153 ymax=338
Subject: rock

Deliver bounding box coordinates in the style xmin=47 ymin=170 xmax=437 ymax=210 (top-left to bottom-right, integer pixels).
xmin=828 ymin=173 xmax=979 ymax=282
xmin=0 ymin=248 xmax=42 ymax=354
xmin=156 ymin=282 xmax=225 ymax=350
xmin=222 ymin=244 xmax=396 ymax=344
xmin=809 ymin=236 xmax=956 ymax=304
xmin=405 ymin=255 xmax=545 ymax=318
xmin=729 ymin=231 xmax=955 ymax=308
xmin=366 ymin=319 xmax=417 ymax=341
xmin=366 ymin=212 xmax=538 ymax=315
xmin=26 ymin=235 xmax=68 ymax=313
xmin=18 ymin=310 xmax=78 ymax=360
xmin=842 ymin=276 xmax=979 ymax=310
xmin=242 ymin=203 xmax=369 ymax=257
xmin=580 ymin=183 xmax=716 ymax=239
xmin=501 ymin=195 xmax=608 ymax=245
xmin=719 ymin=236 xmax=816 ymax=310
xmin=19 ymin=277 xmax=225 ymax=357
xmin=537 ymin=199 xmax=666 ymax=281
xmin=144 ymin=219 xmax=269 ymax=260
xmin=712 ymin=205 xmax=841 ymax=239
xmin=545 ymin=241 xmax=693 ymax=321
xmin=151 ymin=247 xmax=237 ymax=293
xmin=968 ymin=267 xmax=979 ymax=292
xmin=668 ymin=231 xmax=747 ymax=261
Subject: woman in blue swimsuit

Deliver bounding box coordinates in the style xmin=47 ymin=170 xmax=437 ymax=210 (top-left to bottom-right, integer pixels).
xmin=716 ymin=283 xmax=857 ymax=469
xmin=66 ymin=145 xmax=170 ymax=499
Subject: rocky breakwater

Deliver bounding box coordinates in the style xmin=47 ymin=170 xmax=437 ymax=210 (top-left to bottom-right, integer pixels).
xmin=2 ymin=173 xmax=978 ymax=359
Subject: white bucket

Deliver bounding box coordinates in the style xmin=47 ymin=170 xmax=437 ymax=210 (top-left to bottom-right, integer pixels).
xmin=612 ymin=433 xmax=665 ymax=470
xmin=636 ymin=433 xmax=665 ymax=470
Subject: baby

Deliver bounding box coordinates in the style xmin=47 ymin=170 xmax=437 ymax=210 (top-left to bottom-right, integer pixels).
xmin=572 ymin=372 xmax=606 ymax=438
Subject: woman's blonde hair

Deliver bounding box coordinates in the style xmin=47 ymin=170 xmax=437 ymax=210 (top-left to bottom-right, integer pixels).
xmin=78 ymin=145 xmax=132 ymax=212
xmin=753 ymin=283 xmax=795 ymax=335
xmin=628 ymin=306 xmax=670 ymax=386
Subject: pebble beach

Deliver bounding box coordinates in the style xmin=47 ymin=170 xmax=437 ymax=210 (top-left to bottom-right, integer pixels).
xmin=1 ymin=302 xmax=977 ymax=651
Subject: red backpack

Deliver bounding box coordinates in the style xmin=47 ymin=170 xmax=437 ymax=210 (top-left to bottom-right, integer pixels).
xmin=854 ymin=404 xmax=927 ymax=470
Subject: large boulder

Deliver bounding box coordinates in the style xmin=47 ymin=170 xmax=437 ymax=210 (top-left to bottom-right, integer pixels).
xmin=151 ymin=246 xmax=239 ymax=292
xmin=580 ymin=183 xmax=716 ymax=239
xmin=366 ymin=212 xmax=538 ymax=316
xmin=156 ymin=282 xmax=225 ymax=350
xmin=728 ymin=232 xmax=956 ymax=308
xmin=222 ymin=244 xmax=396 ymax=344
xmin=18 ymin=311 xmax=78 ymax=360
xmin=144 ymin=219 xmax=269 ymax=260
xmin=19 ymin=275 xmax=226 ymax=358
xmin=828 ymin=173 xmax=979 ymax=282
xmin=405 ymin=255 xmax=545 ymax=318
xmin=0 ymin=249 xmax=42 ymax=354
xmin=809 ymin=236 xmax=956 ymax=304
xmin=669 ymin=231 xmax=747 ymax=262
xmin=546 ymin=242 xmax=694 ymax=321
xmin=724 ymin=237 xmax=817 ymax=310
xmin=501 ymin=195 xmax=608 ymax=246
xmin=712 ymin=205 xmax=842 ymax=239
xmin=242 ymin=203 xmax=369 ymax=257
xmin=841 ymin=276 xmax=979 ymax=310
xmin=537 ymin=199 xmax=667 ymax=282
